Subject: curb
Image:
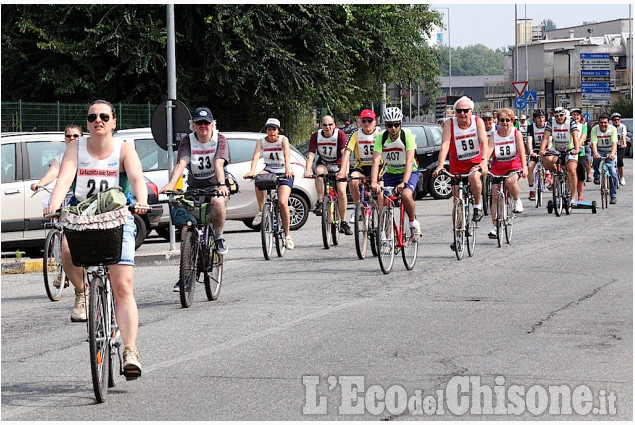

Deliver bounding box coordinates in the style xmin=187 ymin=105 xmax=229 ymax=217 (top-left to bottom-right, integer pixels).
xmin=1 ymin=251 xmax=180 ymax=274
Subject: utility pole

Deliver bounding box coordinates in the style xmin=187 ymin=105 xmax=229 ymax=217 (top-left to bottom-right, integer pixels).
xmin=166 ymin=4 xmax=177 ymax=251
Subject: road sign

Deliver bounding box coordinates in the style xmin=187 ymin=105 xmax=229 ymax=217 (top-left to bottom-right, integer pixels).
xmin=580 ymin=53 xmax=609 ymax=59
xmin=583 ymin=112 xmax=591 ymax=122
xmin=512 ymin=81 xmax=528 ymax=97
xmin=581 ymin=87 xmax=611 ymax=93
xmin=581 ymin=82 xmax=610 ymax=88
xmin=514 ymin=97 xmax=526 ymax=109
xmin=151 ymin=99 xmax=192 ymax=150
xmin=581 ymin=70 xmax=610 ymax=77
xmin=524 ymin=91 xmax=537 ymax=104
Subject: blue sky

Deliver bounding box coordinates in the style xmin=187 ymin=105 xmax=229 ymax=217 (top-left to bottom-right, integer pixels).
xmin=430 ymin=3 xmax=632 ymax=50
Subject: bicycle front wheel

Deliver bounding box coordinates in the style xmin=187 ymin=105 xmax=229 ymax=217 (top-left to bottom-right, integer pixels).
xmin=354 ymin=203 xmax=368 ymax=259
xmin=553 ymin=175 xmax=563 ymax=217
xmin=482 ymin=174 xmax=491 ymax=216
xmin=331 ymin=198 xmax=340 ymax=247
xmin=88 ymin=276 xmax=110 ymax=403
xmin=261 ymin=204 xmax=274 ymax=259
xmin=321 ymin=198 xmax=332 ymax=249
xmin=505 ymin=193 xmax=515 ymax=244
xmin=43 ymin=228 xmax=66 ymax=301
xmin=369 ymin=203 xmax=379 ymax=257
xmin=466 ymin=197 xmax=476 ymax=257
xmin=205 ymin=238 xmax=223 ymax=301
xmin=496 ymin=192 xmax=505 ymax=248
xmin=274 ymin=208 xmax=285 ymax=258
xmin=453 ymin=199 xmax=466 ymax=260
xmin=377 ymin=206 xmax=395 ymax=274
xmin=401 ymin=220 xmax=418 ymax=270
xmin=601 ymin=170 xmax=609 ymax=209
xmin=179 ymin=230 xmax=198 ymax=308
xmin=535 ymin=168 xmax=544 ymax=208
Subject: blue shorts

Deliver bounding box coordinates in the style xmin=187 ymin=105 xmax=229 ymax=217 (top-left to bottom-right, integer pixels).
xmin=118 ymin=212 xmax=136 ymax=266
xmin=382 ymin=171 xmax=420 ymax=193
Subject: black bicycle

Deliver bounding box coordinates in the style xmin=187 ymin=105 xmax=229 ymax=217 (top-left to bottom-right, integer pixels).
xmin=250 ymin=174 xmax=289 ymax=260
xmin=350 ymin=176 xmax=378 ymax=260
xmin=545 ymin=150 xmax=573 ymax=217
xmin=167 ymin=188 xmax=223 ymax=308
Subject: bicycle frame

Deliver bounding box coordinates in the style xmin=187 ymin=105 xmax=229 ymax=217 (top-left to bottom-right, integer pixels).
xmin=382 ymin=191 xmax=406 ymax=249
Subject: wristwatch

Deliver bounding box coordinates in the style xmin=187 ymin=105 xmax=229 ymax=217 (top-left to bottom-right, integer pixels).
xmin=218 ymin=182 xmax=226 ymax=186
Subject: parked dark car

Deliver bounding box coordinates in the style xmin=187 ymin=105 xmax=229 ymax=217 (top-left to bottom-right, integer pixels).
xmin=621 ymin=118 xmax=632 ymax=158
xmin=400 ymin=122 xmax=451 ymax=199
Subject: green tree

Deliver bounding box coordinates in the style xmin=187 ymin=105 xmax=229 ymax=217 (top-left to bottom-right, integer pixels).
xmin=2 ymin=5 xmax=441 ymax=134
xmin=610 ymin=96 xmax=633 ymax=118
xmin=436 ymin=44 xmax=505 ymax=77
xmin=541 ymin=19 xmax=557 ymax=31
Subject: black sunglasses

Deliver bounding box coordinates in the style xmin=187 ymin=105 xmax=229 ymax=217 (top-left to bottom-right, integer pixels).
xmin=385 ymin=122 xmax=401 ymax=129
xmin=65 ymin=134 xmax=80 ymax=138
xmin=322 ymin=123 xmax=334 ymax=127
xmin=456 ymin=108 xmax=471 ymax=114
xmin=499 ymin=118 xmax=512 ymax=123
xmin=361 ymin=119 xmax=374 ymax=124
xmin=86 ymin=113 xmax=111 ymax=123
xmin=195 ymin=121 xmax=212 ymax=125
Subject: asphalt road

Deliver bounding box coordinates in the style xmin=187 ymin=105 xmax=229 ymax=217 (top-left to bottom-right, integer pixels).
xmin=2 ymin=165 xmax=632 ymax=420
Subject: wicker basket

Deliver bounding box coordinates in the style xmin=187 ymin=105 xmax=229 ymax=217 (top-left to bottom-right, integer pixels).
xmin=61 ymin=207 xmax=127 ymax=267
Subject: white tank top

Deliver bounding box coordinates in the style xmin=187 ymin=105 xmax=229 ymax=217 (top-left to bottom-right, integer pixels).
xmin=381 ymin=132 xmax=407 ymax=170
xmin=595 ymin=127 xmax=614 ymax=152
xmin=452 ymin=117 xmax=480 ymax=160
xmin=356 ymin=128 xmax=379 ymax=163
xmin=75 ymin=137 xmax=122 ymax=202
xmin=493 ymin=129 xmax=517 ymax=162
xmin=317 ymin=128 xmax=340 ymax=162
xmin=262 ymin=135 xmax=285 ymax=172
xmin=189 ymin=131 xmax=218 ymax=179
xmin=550 ymin=118 xmax=574 ymax=151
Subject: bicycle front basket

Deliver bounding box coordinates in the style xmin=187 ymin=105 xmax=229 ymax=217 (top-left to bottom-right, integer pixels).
xmin=254 ymin=173 xmax=278 ymax=190
xmin=61 ymin=208 xmax=127 ymax=267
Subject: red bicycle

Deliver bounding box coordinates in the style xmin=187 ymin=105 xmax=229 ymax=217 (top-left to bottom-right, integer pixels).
xmin=376 ymin=186 xmax=419 ymax=274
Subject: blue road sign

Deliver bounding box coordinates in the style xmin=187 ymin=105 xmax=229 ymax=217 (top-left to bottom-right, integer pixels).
xmin=524 ymin=91 xmax=537 ymax=104
xmin=514 ymin=97 xmax=526 ymax=109
xmin=581 ymin=70 xmax=610 ymax=77
xmin=581 ymin=87 xmax=611 ymax=93
xmin=583 ymin=112 xmax=591 ymax=122
xmin=581 ymin=82 xmax=610 ymax=88
xmin=580 ymin=53 xmax=609 ymax=59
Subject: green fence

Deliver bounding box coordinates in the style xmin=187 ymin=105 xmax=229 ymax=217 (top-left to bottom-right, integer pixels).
xmin=1 ymin=101 xmax=156 ymax=133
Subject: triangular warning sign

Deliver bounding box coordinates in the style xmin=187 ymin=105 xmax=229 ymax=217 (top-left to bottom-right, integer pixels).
xmin=512 ymin=81 xmax=528 ymax=97
xmin=525 ymin=92 xmax=536 ymax=103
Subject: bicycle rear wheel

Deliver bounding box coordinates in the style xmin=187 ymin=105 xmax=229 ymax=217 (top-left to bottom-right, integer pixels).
xmin=354 ymin=203 xmax=368 ymax=259
xmin=179 ymin=230 xmax=198 ymax=308
xmin=261 ymin=204 xmax=274 ymax=259
xmin=496 ymin=192 xmax=505 ymax=248
xmin=43 ymin=228 xmax=66 ymax=302
xmin=553 ymin=175 xmax=563 ymax=217
xmin=377 ymin=206 xmax=395 ymax=274
xmin=88 ymin=276 xmax=110 ymax=403
xmin=274 ymin=208 xmax=285 ymax=257
xmin=369 ymin=203 xmax=379 ymax=257
xmin=505 ymin=193 xmax=515 ymax=244
xmin=321 ymin=198 xmax=332 ymax=249
xmin=204 ymin=237 xmax=223 ymax=301
xmin=401 ymin=220 xmax=418 ymax=270
xmin=453 ymin=199 xmax=466 ymax=260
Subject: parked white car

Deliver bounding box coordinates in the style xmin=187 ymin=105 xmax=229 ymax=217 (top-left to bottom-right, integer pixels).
xmin=112 ymin=128 xmax=317 ymax=238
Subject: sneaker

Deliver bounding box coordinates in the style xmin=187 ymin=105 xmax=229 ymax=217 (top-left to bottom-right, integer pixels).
xmin=610 ymin=197 xmax=617 ymax=204
xmin=122 ymin=345 xmax=141 ymax=380
xmin=348 ymin=212 xmax=355 ymax=224
xmin=172 ymin=281 xmax=180 ymax=293
xmin=514 ymin=199 xmax=524 ymax=213
xmin=586 ymin=176 xmax=592 ymax=183
xmin=313 ymin=202 xmax=323 ymax=216
xmin=340 ymin=221 xmax=353 ymax=235
xmin=71 ymin=289 xmax=88 ymax=322
xmin=620 ymin=177 xmax=626 ymax=186
xmin=594 ymin=177 xmax=600 ymax=185
xmin=449 ymin=237 xmax=460 ymax=251
xmin=570 ymin=200 xmax=577 ymax=207
xmin=215 ymin=238 xmax=228 ymax=255
xmin=252 ymin=212 xmax=262 ymax=226
xmin=410 ymin=220 xmax=422 ymax=238
xmin=472 ymin=208 xmax=483 ymax=222
xmin=528 ymin=190 xmax=535 ymax=201
xmin=578 ymin=197 xmax=584 ymax=202
xmin=488 ymin=226 xmax=498 ymax=239
xmin=285 ymin=236 xmax=295 ymax=250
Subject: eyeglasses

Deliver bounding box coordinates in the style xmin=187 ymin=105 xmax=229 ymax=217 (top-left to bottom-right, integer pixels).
xmin=65 ymin=134 xmax=80 ymax=138
xmin=385 ymin=122 xmax=401 ymax=129
xmin=456 ymin=108 xmax=471 ymax=114
xmin=322 ymin=123 xmax=334 ymax=127
xmin=361 ymin=119 xmax=374 ymax=124
xmin=555 ymin=113 xmax=565 ymax=117
xmin=86 ymin=113 xmax=111 ymax=123
xmin=266 ymin=126 xmax=278 ymax=131
xmin=482 ymin=118 xmax=493 ymax=121
xmin=499 ymin=118 xmax=512 ymax=123
xmin=195 ymin=121 xmax=212 ymax=126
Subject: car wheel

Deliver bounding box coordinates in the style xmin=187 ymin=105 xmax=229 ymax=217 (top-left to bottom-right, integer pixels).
xmin=429 ymin=171 xmax=452 ymax=199
xmin=133 ymin=214 xmax=147 ymax=250
xmin=289 ymin=192 xmax=310 ymax=231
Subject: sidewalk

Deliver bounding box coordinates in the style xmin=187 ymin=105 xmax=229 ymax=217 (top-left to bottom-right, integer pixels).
xmin=1 ymin=250 xmax=180 ymax=274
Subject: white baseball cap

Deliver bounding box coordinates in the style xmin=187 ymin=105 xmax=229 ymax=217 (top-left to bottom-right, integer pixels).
xmin=264 ymin=118 xmax=281 ymax=129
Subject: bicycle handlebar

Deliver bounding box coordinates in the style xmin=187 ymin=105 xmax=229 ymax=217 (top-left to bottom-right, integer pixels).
xmin=439 ymin=167 xmax=482 ymax=180
xmin=164 ymin=188 xmax=223 ymax=198
xmin=311 ymin=173 xmax=349 ymax=183
xmin=44 ymin=204 xmax=150 ymax=220
xmin=488 ymin=170 xmax=522 ymax=180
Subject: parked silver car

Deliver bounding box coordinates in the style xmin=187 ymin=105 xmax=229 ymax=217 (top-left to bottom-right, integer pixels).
xmin=112 ymin=128 xmax=317 ymax=238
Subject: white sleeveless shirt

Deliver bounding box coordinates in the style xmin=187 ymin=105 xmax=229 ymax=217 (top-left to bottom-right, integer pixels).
xmin=189 ymin=131 xmax=219 ymax=179
xmin=317 ymin=128 xmax=340 ymax=162
xmin=75 ymin=137 xmax=122 ymax=202
xmin=262 ymin=135 xmax=285 ymax=172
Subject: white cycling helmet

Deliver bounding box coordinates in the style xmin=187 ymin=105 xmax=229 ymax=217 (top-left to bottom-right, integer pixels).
xmin=382 ymin=107 xmax=403 ymax=123
xmin=611 ymin=112 xmax=621 ymax=119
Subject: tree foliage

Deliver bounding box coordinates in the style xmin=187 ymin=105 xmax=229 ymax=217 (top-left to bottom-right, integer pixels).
xmin=541 ymin=19 xmax=557 ymax=31
xmin=1 ymin=5 xmax=441 ymax=132
xmin=435 ymin=44 xmax=505 ymax=77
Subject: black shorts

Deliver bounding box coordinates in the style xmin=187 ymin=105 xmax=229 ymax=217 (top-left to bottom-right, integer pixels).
xmin=617 ymin=147 xmax=626 ymax=167
xmin=351 ymin=165 xmax=373 ymax=177
xmin=576 ymin=156 xmax=588 ymax=181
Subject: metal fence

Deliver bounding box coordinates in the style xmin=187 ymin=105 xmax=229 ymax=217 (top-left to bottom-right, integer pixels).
xmin=1 ymin=101 xmax=156 ymax=133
